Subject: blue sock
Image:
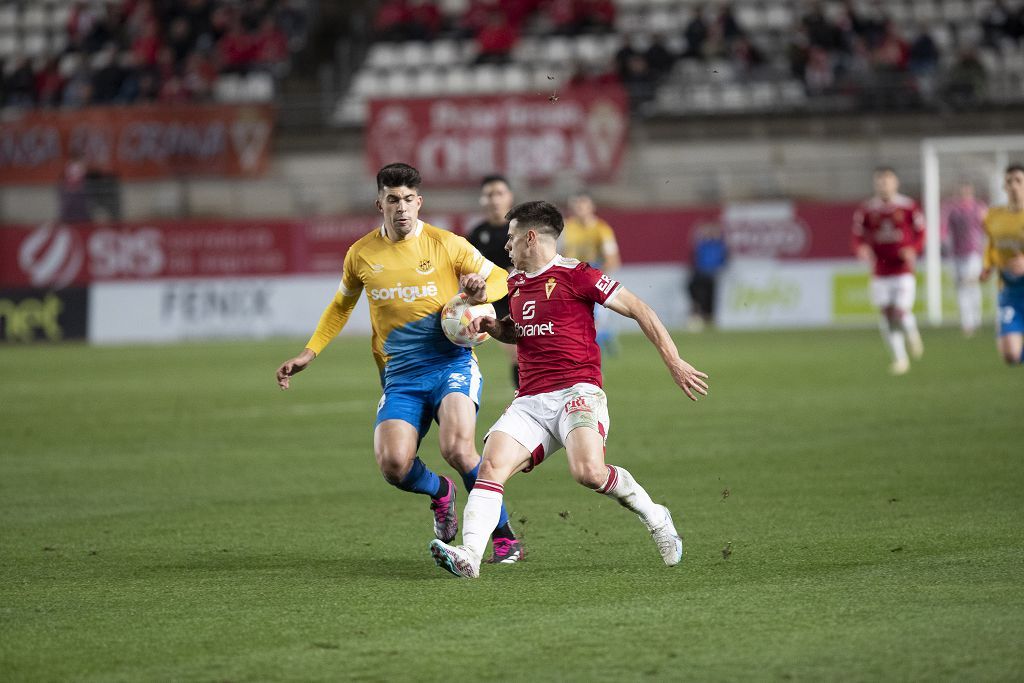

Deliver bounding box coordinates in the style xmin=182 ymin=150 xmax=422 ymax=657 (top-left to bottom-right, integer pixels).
xmin=461 ymin=461 xmax=511 ymax=531
xmin=395 ymin=457 xmax=441 ymax=496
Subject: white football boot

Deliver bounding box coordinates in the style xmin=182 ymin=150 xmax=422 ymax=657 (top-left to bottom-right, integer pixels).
xmin=430 ymin=539 xmax=480 ymax=578
xmin=650 ymin=505 xmax=683 ymax=566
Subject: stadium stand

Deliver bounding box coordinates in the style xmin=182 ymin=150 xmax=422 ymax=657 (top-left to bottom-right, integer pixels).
xmin=0 ymin=0 xmax=310 ymax=108
xmin=333 ymin=0 xmax=1024 ymax=124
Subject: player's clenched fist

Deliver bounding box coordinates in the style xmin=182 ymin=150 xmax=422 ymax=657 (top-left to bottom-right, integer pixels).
xmin=459 ymin=273 xmax=488 ymax=304
xmin=276 ymin=349 xmax=315 ymax=389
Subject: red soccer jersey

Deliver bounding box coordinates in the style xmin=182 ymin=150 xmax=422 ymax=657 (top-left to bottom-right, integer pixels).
xmin=507 ymin=255 xmax=622 ymax=397
xmin=852 ymin=194 xmax=925 ymax=276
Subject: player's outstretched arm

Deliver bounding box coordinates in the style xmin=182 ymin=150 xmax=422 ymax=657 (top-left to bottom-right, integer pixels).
xmin=606 ymin=287 xmax=709 ymax=401
xmin=276 ymin=348 xmax=315 ymax=390
xmin=466 ymin=314 xmax=517 ymax=344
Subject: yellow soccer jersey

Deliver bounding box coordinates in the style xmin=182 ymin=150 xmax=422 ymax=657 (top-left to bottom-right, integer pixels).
xmin=306 ymin=220 xmax=508 ymax=377
xmin=561 ymin=217 xmax=619 ymax=267
xmin=983 ymin=206 xmax=1024 ymax=286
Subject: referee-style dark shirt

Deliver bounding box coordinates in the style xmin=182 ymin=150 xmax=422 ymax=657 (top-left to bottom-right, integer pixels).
xmin=467 ymin=220 xmax=513 ymax=317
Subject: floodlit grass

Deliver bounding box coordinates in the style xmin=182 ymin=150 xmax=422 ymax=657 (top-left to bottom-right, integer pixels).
xmin=1 ymin=328 xmax=1022 ymax=681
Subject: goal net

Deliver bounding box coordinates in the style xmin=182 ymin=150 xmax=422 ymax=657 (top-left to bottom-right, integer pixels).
xmin=921 ymin=135 xmax=1024 ymax=325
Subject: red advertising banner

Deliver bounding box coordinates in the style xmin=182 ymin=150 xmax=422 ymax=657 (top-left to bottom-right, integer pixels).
xmin=0 ymin=104 xmax=274 ymax=184
xmin=0 ymin=201 xmax=861 ymax=288
xmin=365 ymin=87 xmax=629 ymax=186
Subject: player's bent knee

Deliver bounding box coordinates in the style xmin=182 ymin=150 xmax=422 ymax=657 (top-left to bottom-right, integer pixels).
xmin=439 ymin=440 xmax=477 ymax=471
xmin=376 ymin=452 xmax=414 ymax=485
xmin=571 ymin=462 xmax=608 ymax=490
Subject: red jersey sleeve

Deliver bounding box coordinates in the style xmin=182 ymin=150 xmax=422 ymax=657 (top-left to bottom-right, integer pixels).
xmin=852 ymin=206 xmax=867 ymax=252
xmin=573 ymin=263 xmax=622 ymax=305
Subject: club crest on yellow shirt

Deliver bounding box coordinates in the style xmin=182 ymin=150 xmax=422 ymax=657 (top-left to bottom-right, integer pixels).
xmin=416 ymin=259 xmax=435 ymax=275
xmin=545 ymin=278 xmax=557 ymax=299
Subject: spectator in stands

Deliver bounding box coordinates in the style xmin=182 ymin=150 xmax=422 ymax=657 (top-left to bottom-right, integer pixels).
xmin=683 ymin=5 xmax=709 ymax=59
xmin=982 ymin=0 xmax=1014 ymax=47
xmin=91 ymin=45 xmax=125 ymax=104
xmin=168 ymin=17 xmax=196 ymax=66
xmin=34 ymin=57 xmax=64 ymax=108
xmin=717 ymin=3 xmax=745 ymax=45
xmin=61 ymin=57 xmax=94 ymax=108
xmin=943 ymin=49 xmax=988 ymax=107
xmin=219 ymin=16 xmax=257 ymax=73
xmin=374 ymin=0 xmax=412 ymax=40
xmin=474 ymin=12 xmax=518 ymax=64
xmin=802 ymin=2 xmax=842 ymax=52
xmin=731 ymin=35 xmax=766 ymax=74
xmin=58 ymin=151 xmax=92 ymax=224
xmin=540 ymin=0 xmax=579 ymax=36
xmin=645 ymin=34 xmax=676 ymax=83
xmin=183 ymin=50 xmax=217 ymax=99
xmin=132 ymin=19 xmax=163 ymax=68
xmin=804 ymin=46 xmax=834 ymax=95
xmin=4 ymin=57 xmax=36 ymax=108
xmin=577 ymin=0 xmax=616 ymax=34
xmin=407 ymin=0 xmax=442 ymax=40
xmin=908 ymin=25 xmax=940 ymax=100
xmin=254 ymin=16 xmax=290 ymax=74
xmin=620 ymin=51 xmax=655 ymax=113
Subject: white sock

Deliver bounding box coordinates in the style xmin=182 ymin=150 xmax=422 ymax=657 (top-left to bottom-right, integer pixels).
xmin=879 ymin=316 xmax=908 ymax=363
xmin=597 ymin=465 xmax=664 ymax=530
xmin=901 ymin=311 xmax=921 ymax=342
xmin=959 ymin=283 xmax=982 ymax=332
xmin=461 ymin=480 xmax=503 ymax=562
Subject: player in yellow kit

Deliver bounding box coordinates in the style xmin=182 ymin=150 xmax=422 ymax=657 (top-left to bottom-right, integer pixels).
xmin=981 ymin=163 xmax=1024 ymax=366
xmin=562 ymin=191 xmax=622 ymax=353
xmin=275 ymin=163 xmax=522 ymax=561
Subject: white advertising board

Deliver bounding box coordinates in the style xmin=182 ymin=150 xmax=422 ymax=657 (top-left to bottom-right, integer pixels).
xmin=89 ymin=276 xmax=372 ymax=344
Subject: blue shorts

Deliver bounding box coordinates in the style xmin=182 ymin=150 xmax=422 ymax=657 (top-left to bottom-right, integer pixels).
xmin=997 ymin=286 xmax=1024 ymax=337
xmin=375 ymin=355 xmax=483 ymax=438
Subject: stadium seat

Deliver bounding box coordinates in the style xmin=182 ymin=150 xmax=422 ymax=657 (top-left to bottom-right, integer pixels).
xmin=429 ymin=40 xmax=459 ymax=67
xmin=472 ymin=64 xmax=501 ymax=93
xmin=350 ymin=70 xmax=384 ymax=98
xmin=575 ymin=35 xmax=604 ymax=66
xmin=442 ymin=66 xmax=472 ymax=94
xmin=0 ymin=33 xmax=18 ymax=57
xmin=366 ymin=43 xmax=400 ymax=69
xmin=750 ymin=81 xmax=778 ymax=108
xmin=542 ymin=36 xmax=573 ymax=64
xmin=21 ymin=5 xmax=48 ymax=30
xmin=0 ymin=5 xmax=16 ymax=31
xmin=411 ymin=68 xmax=442 ymax=96
xmin=500 ymin=64 xmax=530 ymax=92
xmin=22 ymin=32 xmax=48 ymax=57
xmin=719 ymin=83 xmax=751 ymax=110
xmin=402 ymin=42 xmax=429 ymax=67
xmin=762 ymin=6 xmax=793 ymax=30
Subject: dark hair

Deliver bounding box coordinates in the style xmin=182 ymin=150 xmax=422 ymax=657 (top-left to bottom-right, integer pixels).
xmin=480 ymin=174 xmax=511 ymax=189
xmin=874 ymin=165 xmax=897 ymax=176
xmin=376 ymin=163 xmax=421 ymax=192
xmin=1007 ymin=163 xmax=1024 ymax=175
xmin=505 ymin=200 xmax=564 ymax=238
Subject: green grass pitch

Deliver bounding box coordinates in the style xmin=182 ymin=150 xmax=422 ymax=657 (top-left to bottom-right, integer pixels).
xmin=2 ymin=328 xmax=1022 ymax=681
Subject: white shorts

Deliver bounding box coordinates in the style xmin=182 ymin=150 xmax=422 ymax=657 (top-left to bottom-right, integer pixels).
xmin=870 ymin=273 xmax=916 ymax=311
xmin=485 ymin=383 xmax=610 ymax=472
xmin=953 ymin=253 xmax=983 ymax=285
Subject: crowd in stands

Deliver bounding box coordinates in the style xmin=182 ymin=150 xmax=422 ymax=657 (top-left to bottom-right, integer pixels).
xmin=367 ymin=0 xmax=1024 ymax=113
xmin=1 ymin=0 xmax=307 ymax=109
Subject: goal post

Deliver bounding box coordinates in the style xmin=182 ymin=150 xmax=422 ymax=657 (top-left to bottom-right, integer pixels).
xmin=920 ymin=135 xmax=1024 ymax=326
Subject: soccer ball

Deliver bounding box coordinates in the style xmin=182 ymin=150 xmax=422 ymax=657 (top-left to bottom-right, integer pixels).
xmin=441 ymin=293 xmax=496 ymax=348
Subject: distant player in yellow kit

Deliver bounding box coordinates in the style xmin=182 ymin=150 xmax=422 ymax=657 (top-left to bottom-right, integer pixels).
xmin=981 ymin=163 xmax=1024 ymax=366
xmin=275 ymin=163 xmax=523 ymax=562
xmin=562 ymin=191 xmax=622 ymax=354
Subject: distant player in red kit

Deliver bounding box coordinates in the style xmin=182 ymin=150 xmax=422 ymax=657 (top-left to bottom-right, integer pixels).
xmin=853 ymin=167 xmax=925 ymax=375
xmin=430 ymin=201 xmax=709 ymax=578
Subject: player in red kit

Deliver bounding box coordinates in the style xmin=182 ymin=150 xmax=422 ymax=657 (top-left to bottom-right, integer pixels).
xmin=430 ymin=201 xmax=709 ymax=578
xmin=852 ymin=167 xmax=926 ymax=375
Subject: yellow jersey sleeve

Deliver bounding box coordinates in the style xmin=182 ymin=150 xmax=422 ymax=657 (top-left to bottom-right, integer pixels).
xmin=305 ymin=243 xmax=365 ymax=355
xmin=441 ymin=231 xmax=509 ymax=303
